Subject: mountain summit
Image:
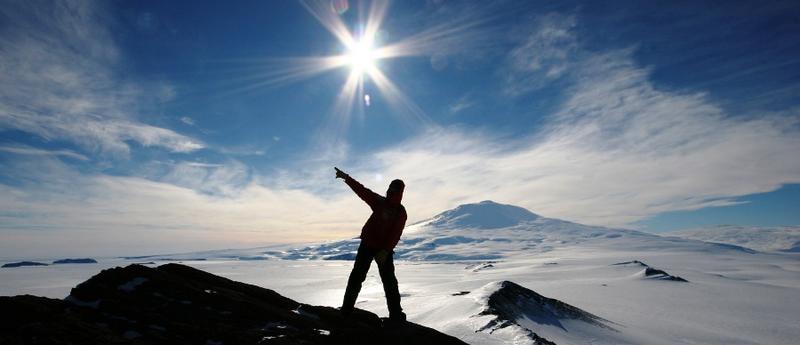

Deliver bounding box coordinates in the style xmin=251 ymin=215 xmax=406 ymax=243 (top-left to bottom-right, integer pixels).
xmin=425 ymin=200 xmax=540 ymax=229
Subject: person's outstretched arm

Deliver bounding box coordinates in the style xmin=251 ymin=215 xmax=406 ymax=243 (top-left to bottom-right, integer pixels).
xmin=335 ymin=167 xmax=380 ymax=209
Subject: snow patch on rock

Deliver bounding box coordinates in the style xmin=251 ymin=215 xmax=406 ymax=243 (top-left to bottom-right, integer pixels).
xmin=118 ymin=277 xmax=148 ymax=292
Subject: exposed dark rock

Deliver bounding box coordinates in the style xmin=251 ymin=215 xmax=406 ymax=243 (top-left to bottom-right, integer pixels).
xmin=2 ymin=261 xmax=48 ymax=268
xmin=53 ymin=258 xmax=98 ymax=264
xmin=237 ymin=256 xmax=269 ymax=261
xmin=476 ymin=281 xmax=615 ymax=345
xmin=322 ymin=253 xmax=357 ymax=261
xmin=479 ymin=281 xmax=613 ymax=331
xmin=0 ymin=264 xmax=467 ymax=345
xmin=0 ymin=295 xmax=125 ymax=343
xmin=643 ymin=267 xmax=688 ymax=282
xmin=465 ymin=262 xmax=496 ymax=272
xmin=706 ymin=242 xmax=756 ymax=254
xmin=781 ymin=240 xmax=800 ymax=253
xmin=612 ymin=260 xmax=688 ymax=282
xmin=611 ymin=260 xmax=647 ymax=267
xmin=519 ymin=330 xmax=558 ymax=345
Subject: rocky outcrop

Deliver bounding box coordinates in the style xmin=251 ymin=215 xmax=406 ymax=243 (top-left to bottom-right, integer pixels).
xmin=0 ymin=263 xmax=467 ymax=345
xmin=478 ymin=281 xmax=613 ymax=331
xmin=476 ymin=281 xmax=615 ymax=345
xmin=612 ymin=260 xmax=688 ymax=282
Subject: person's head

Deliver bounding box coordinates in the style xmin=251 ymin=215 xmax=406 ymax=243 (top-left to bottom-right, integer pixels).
xmin=386 ymin=179 xmax=404 ymax=204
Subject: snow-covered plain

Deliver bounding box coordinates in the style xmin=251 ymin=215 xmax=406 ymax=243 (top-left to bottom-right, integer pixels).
xmin=668 ymin=225 xmax=800 ymax=253
xmin=2 ymin=201 xmax=799 ymax=344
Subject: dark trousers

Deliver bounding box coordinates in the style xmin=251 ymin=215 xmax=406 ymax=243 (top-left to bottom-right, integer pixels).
xmin=341 ymin=244 xmax=403 ymax=317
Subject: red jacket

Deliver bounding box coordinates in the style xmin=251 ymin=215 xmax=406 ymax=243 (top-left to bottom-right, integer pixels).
xmin=345 ymin=176 xmax=407 ymax=250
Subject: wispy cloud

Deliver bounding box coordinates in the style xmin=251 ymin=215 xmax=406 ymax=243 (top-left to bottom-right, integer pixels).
xmin=503 ymin=12 xmax=577 ymax=96
xmin=180 ymin=116 xmax=196 ymax=126
xmin=0 ymin=1 xmax=202 ymax=158
xmin=448 ymin=94 xmax=475 ymax=115
xmin=160 ymin=160 xmax=252 ymax=196
xmin=0 ymin=145 xmax=89 ymax=161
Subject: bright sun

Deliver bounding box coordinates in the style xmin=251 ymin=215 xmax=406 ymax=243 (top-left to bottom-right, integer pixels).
xmin=346 ymin=39 xmax=376 ymax=76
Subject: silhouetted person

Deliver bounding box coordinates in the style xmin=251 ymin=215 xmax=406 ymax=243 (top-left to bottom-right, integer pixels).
xmin=335 ymin=167 xmax=407 ymax=323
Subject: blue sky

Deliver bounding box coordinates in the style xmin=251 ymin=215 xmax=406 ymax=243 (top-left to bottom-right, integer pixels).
xmin=1 ymin=0 xmax=799 ymax=257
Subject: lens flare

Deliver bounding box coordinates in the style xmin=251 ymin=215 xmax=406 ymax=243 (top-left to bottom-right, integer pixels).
xmin=331 ymin=0 xmax=349 ymax=15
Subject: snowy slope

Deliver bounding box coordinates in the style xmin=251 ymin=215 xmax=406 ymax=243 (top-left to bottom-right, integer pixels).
xmin=424 ymin=200 xmax=540 ymax=229
xmin=668 ymin=225 xmax=800 ymax=252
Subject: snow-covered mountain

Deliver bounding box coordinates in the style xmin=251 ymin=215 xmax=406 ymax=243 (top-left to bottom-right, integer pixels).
xmin=423 ymin=200 xmax=541 ymax=229
xmin=668 ymin=225 xmax=800 ymax=252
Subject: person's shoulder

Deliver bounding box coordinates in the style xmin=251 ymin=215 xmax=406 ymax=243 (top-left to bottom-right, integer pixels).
xmin=386 ymin=201 xmax=406 ymax=213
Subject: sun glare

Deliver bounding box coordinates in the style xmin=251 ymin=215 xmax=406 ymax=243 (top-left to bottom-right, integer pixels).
xmin=247 ymin=0 xmax=435 ymax=137
xmin=347 ymin=39 xmax=376 ymax=76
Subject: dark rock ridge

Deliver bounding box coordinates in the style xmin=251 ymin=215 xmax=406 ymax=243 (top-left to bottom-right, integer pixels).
xmin=2 ymin=261 xmax=48 ymax=268
xmin=0 ymin=264 xmax=467 ymax=345
xmin=477 ymin=281 xmax=614 ymax=344
xmin=53 ymin=258 xmax=98 ymax=264
xmin=612 ymin=260 xmax=688 ymax=282
xmin=426 ymin=200 xmax=540 ymax=229
xmin=465 ymin=262 xmax=496 ymax=272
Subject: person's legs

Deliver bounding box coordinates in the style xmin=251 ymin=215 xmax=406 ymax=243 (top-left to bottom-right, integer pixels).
xmin=341 ymin=244 xmax=374 ymax=315
xmin=376 ymin=250 xmax=405 ymax=321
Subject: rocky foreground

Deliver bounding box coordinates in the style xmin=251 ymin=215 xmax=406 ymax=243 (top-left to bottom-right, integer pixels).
xmin=0 ymin=264 xmax=467 ymax=345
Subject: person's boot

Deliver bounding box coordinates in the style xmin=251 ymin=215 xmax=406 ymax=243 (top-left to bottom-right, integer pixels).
xmin=339 ymin=306 xmax=353 ymax=318
xmin=390 ymin=311 xmax=406 ymax=322
xmin=384 ymin=311 xmax=406 ymax=328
